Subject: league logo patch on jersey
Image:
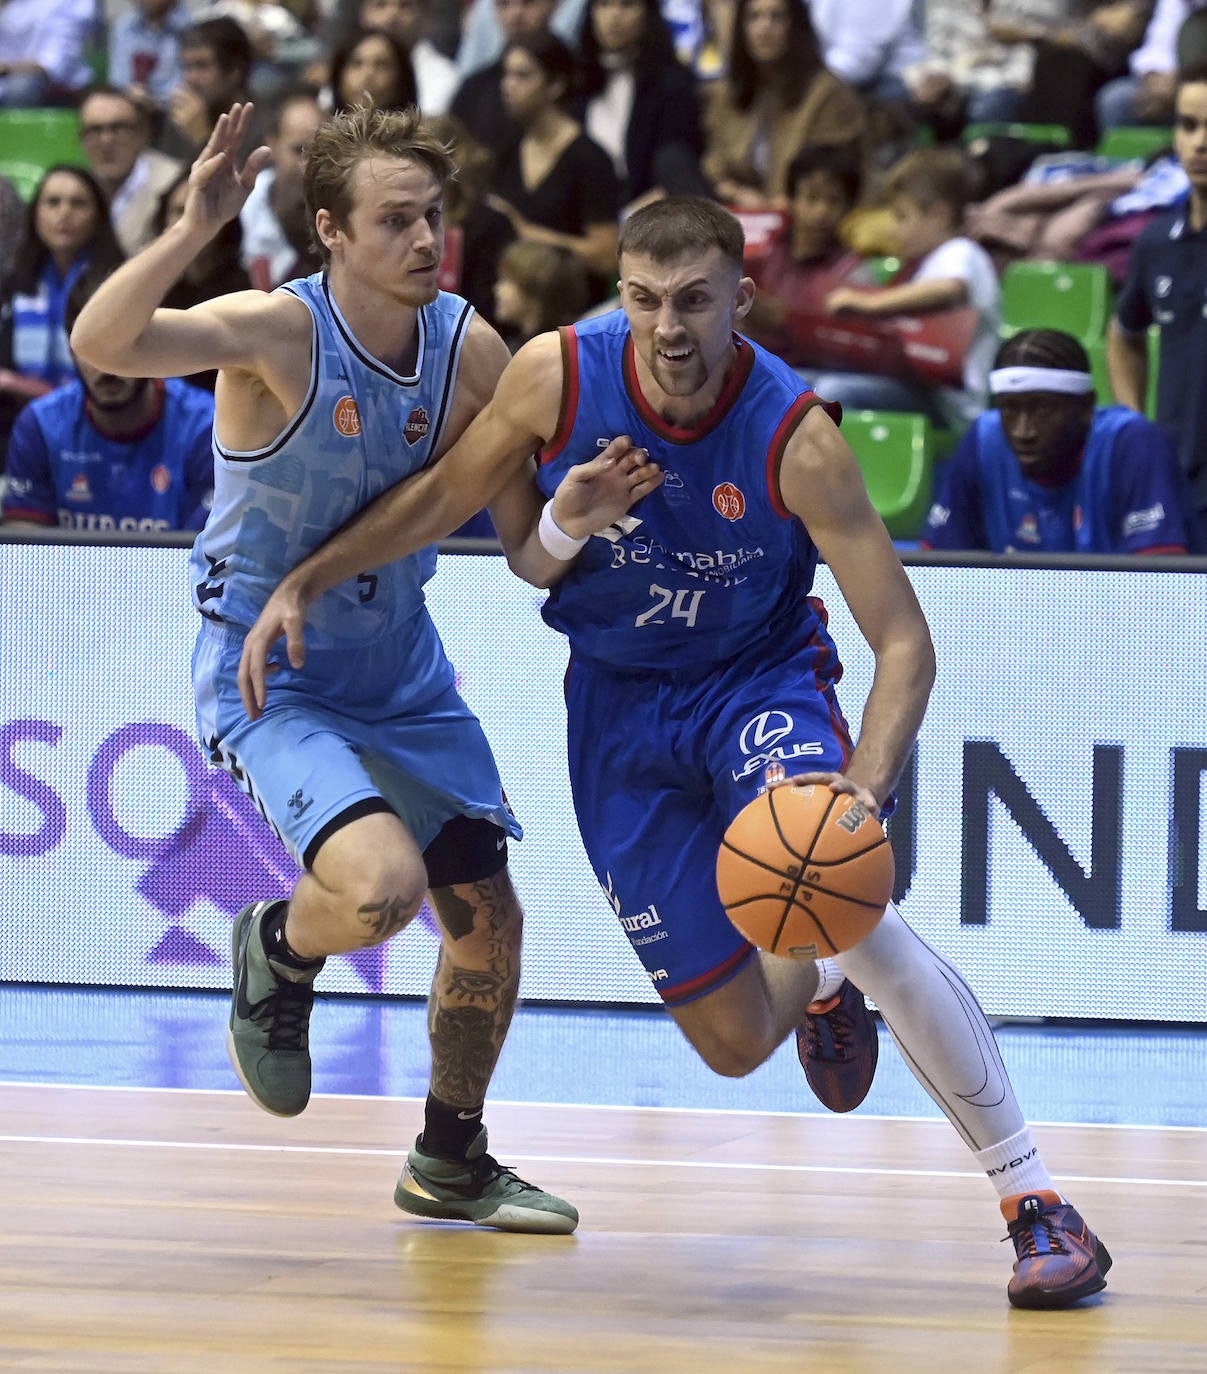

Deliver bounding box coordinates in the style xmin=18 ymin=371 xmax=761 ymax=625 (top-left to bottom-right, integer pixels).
xmin=150 ymin=464 xmax=171 ymax=494
xmin=333 ymin=395 xmax=362 ymax=438
xmin=404 ymin=406 xmax=430 ymax=445
xmin=67 ymin=472 xmax=92 ymax=504
xmin=712 ymin=481 xmax=746 ymax=521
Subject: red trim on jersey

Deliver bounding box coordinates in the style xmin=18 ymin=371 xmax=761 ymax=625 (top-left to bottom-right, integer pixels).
xmin=1 ymin=506 xmax=53 ymax=525
xmin=803 ymin=595 xmax=853 ymax=762
xmin=765 ymin=393 xmax=841 ymax=517
xmin=660 ymin=940 xmax=757 ymax=1007
xmin=622 ymin=334 xmax=755 ymax=445
xmin=539 ymin=327 xmax=580 ymax=465
xmin=1135 ymin=544 xmax=1187 ymax=554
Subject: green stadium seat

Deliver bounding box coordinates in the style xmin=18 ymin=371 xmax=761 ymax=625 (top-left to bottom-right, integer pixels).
xmin=842 ymin=409 xmax=935 ymax=539
xmin=1000 ymin=261 xmax=1115 ymax=346
xmin=1085 ymin=338 xmax=1114 ymax=406
xmin=1096 ymin=126 xmax=1175 ymax=163
xmin=0 ymin=108 xmax=86 ymax=201
xmin=962 ymin=122 xmax=1073 ymax=149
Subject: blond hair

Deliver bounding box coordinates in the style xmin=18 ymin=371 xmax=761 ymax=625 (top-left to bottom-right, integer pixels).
xmin=304 ymin=105 xmax=456 ymax=264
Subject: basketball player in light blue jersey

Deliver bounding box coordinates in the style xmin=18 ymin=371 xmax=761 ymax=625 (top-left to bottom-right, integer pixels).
xmin=235 ymin=197 xmax=1112 ymax=1308
xmin=71 ymin=102 xmax=585 ymax=1234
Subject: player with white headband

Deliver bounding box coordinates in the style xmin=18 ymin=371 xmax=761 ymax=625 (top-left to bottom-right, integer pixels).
xmin=922 ymin=328 xmax=1197 ymax=555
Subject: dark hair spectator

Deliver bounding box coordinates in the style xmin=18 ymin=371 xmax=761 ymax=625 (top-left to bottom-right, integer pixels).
xmin=160 ymin=16 xmax=261 ymax=157
xmin=486 ymin=29 xmax=620 ymax=303
xmin=329 ymin=26 xmax=419 ymax=112
xmin=0 ymin=164 xmax=124 ymax=462
xmin=701 ymin=0 xmax=866 ymax=212
xmin=573 ymin=0 xmax=708 ymax=211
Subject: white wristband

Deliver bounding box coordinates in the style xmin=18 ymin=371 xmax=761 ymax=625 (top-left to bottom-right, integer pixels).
xmin=537 ymin=500 xmax=589 ymax=560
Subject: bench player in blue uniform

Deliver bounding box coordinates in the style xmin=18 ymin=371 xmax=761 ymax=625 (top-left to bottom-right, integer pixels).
xmin=72 ymin=103 xmax=579 ymax=1233
xmin=236 ymin=196 xmax=1112 ymax=1308
xmin=924 ymin=327 xmax=1196 ymax=555
xmin=2 ymin=270 xmax=214 ymax=533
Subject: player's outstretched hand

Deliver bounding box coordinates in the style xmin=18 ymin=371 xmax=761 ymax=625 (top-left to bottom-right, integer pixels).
xmin=184 ymin=103 xmax=272 ymax=237
xmin=551 ymin=436 xmax=663 ymax=539
xmin=769 ymin=772 xmax=881 ymax=819
xmin=237 ymin=576 xmax=311 ymax=721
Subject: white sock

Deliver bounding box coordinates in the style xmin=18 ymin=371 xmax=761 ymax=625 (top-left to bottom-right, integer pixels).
xmin=811 ymin=958 xmax=845 ymax=1005
xmin=974 ymin=1127 xmax=1057 ymax=1202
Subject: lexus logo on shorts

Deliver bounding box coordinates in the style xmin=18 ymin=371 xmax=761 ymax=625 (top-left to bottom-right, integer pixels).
xmin=733 ymin=709 xmax=824 ymax=781
xmin=739 ymin=711 xmax=794 ymax=754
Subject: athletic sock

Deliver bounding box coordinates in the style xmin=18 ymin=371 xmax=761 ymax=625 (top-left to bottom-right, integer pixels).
xmin=808 ymin=958 xmax=846 ymax=1007
xmin=260 ymin=901 xmax=323 ymax=971
xmin=421 ymin=1092 xmax=484 ymax=1161
xmin=974 ymin=1127 xmax=1057 ymax=1201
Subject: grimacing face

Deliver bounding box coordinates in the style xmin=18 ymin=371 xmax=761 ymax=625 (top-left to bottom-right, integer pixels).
xmin=619 ymin=247 xmax=752 ymax=408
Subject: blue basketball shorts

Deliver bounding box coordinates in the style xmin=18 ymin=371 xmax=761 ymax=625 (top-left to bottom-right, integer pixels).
xmin=193 ymin=621 xmax=521 ymax=872
xmin=565 ymin=619 xmax=855 ymax=1007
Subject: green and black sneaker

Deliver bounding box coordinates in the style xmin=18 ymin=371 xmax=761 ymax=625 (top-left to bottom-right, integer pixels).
xmin=395 ymin=1127 xmax=579 ymax=1234
xmin=227 ymin=900 xmax=323 ymax=1117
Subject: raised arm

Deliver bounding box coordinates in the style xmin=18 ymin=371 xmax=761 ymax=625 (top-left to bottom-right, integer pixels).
xmin=780 ymin=405 xmax=936 ymax=812
xmin=237 ymin=328 xmax=660 ymax=716
xmin=71 ymin=104 xmax=273 ymax=379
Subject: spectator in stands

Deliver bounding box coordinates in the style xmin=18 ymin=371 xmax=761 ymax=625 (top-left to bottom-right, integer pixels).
xmin=701 ymin=0 xmax=865 ymax=213
xmin=486 ymin=30 xmax=620 ymax=304
xmin=923 ymin=328 xmax=1195 ymax=554
xmin=424 ymin=112 xmax=516 ymax=324
xmin=457 ymin=0 xmax=586 ymax=77
xmin=160 ymin=17 xmax=259 ymax=158
xmin=451 ymin=0 xmax=558 ymax=154
xmin=985 ymin=1 xmax=1153 ymax=148
xmin=573 ymin=0 xmax=708 ymax=214
xmin=493 ymin=239 xmax=590 ymax=349
xmin=78 ymin=85 xmax=185 ymax=257
xmin=1097 ymin=0 xmax=1207 ymax=130
xmin=0 ymin=165 xmax=124 ymax=455
xmin=108 ymin=0 xmax=191 ymax=113
xmin=743 ymin=141 xmax=865 ymax=367
xmin=0 ymin=0 xmax=94 ymax=107
xmin=355 ymin=0 xmax=459 ymax=113
xmin=152 ymin=169 xmax=253 ymax=390
xmin=329 ymin=26 xmax=418 ymax=112
xmin=808 ymin=0 xmax=927 ymax=108
xmin=239 ymin=87 xmax=325 ymax=291
xmin=2 ymin=268 xmax=215 ymax=531
xmin=811 ymin=147 xmax=1001 ymax=431
xmin=1108 ymin=66 xmax=1207 ymax=523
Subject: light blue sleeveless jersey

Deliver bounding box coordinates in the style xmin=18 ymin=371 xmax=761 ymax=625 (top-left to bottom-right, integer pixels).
xmin=189 ymin=274 xmax=474 ymax=660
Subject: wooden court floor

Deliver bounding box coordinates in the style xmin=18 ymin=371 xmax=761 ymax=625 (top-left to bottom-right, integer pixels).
xmin=0 ymin=1083 xmax=1203 ymax=1374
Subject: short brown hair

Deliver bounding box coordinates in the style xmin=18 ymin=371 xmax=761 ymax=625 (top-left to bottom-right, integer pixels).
xmin=883 ymin=148 xmax=971 ymax=222
xmin=304 ymin=105 xmax=456 ymax=264
xmin=498 ymin=240 xmax=589 ymax=330
xmin=618 ymin=196 xmax=745 ymax=270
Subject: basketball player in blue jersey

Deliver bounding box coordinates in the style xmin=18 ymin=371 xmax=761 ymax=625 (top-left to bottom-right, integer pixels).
xmin=70 ymin=102 xmax=591 ymax=1234
xmin=235 ymin=196 xmax=1111 ymax=1309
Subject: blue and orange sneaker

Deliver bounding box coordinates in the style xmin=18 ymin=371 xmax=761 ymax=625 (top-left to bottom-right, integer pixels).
xmin=1002 ymin=1191 xmax=1112 ymax=1308
xmin=795 ymin=979 xmax=879 ymax=1113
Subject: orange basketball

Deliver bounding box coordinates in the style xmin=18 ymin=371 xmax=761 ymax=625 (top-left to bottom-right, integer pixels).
xmin=716 ymin=785 xmax=893 ymax=959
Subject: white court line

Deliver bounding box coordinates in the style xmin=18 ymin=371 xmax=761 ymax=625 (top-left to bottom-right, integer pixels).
xmin=0 ymin=1132 xmax=1202 ymax=1191
xmin=0 ymin=1079 xmax=1204 ymax=1134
